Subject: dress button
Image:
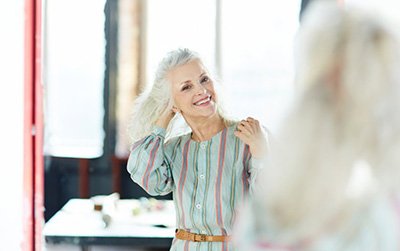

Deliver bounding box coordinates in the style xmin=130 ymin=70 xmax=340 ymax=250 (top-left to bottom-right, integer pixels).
xmin=200 ymin=143 xmax=206 ymax=149
xmin=199 ymin=174 xmax=205 ymax=179
xmin=196 ymin=204 xmax=201 ymax=209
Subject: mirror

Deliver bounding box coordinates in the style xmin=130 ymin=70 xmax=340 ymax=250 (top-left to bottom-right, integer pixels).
xmin=43 ymin=1 xmax=301 ymax=250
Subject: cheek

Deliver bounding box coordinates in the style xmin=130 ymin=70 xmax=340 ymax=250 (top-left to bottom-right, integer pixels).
xmin=212 ymin=94 xmax=218 ymax=103
xmin=208 ymin=87 xmax=217 ymax=101
xmin=206 ymin=83 xmax=216 ymax=94
xmin=171 ymin=97 xmax=180 ymax=108
xmin=172 ymin=93 xmax=190 ymax=109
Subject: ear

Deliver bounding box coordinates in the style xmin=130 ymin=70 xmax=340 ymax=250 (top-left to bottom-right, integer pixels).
xmin=172 ymin=106 xmax=180 ymax=113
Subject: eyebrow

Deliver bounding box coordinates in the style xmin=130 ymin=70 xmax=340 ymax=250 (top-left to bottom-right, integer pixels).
xmin=179 ymin=80 xmax=191 ymax=86
xmin=179 ymin=72 xmax=207 ymax=86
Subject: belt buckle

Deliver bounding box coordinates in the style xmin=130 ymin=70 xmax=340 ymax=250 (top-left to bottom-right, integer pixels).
xmin=194 ymin=234 xmax=207 ymax=242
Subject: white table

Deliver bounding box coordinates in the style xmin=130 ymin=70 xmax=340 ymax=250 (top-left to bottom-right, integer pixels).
xmin=44 ymin=198 xmax=176 ymax=251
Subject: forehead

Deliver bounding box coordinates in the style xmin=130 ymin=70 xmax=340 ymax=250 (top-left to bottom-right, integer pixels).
xmin=167 ymin=59 xmax=208 ymax=86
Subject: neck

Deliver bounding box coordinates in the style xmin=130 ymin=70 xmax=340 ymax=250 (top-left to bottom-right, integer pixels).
xmin=185 ymin=114 xmax=226 ymax=142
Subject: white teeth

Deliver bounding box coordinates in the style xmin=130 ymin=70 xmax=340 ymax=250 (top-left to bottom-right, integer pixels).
xmin=195 ymin=96 xmax=210 ymax=106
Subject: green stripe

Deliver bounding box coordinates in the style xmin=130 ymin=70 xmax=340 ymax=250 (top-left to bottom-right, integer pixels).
xmin=234 ymin=134 xmax=239 ymax=162
xmin=171 ymin=137 xmax=182 ymax=163
xmin=231 ymin=126 xmax=240 ymax=219
xmin=230 ymin=170 xmax=237 ymax=226
xmin=202 ymin=140 xmax=213 ymax=235
xmin=190 ymin=143 xmax=200 ymax=230
xmin=229 ymin=136 xmax=240 ymax=223
xmin=154 ymin=168 xmax=162 ymax=194
xmin=132 ymin=142 xmax=146 ymax=175
xmin=171 ymin=137 xmax=182 ymax=223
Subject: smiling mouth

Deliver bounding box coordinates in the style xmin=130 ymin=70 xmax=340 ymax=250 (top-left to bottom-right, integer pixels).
xmin=193 ymin=95 xmax=212 ymax=106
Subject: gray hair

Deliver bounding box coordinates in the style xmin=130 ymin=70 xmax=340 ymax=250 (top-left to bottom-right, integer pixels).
xmin=129 ymin=48 xmax=231 ymax=142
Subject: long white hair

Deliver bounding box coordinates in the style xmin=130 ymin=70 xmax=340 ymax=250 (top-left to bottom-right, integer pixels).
xmin=129 ymin=48 xmax=231 ymax=143
xmin=257 ymin=1 xmax=400 ymax=245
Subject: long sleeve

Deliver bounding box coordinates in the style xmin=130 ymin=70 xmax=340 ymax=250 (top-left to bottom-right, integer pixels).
xmin=248 ymin=157 xmax=264 ymax=195
xmin=127 ymin=127 xmax=174 ymax=196
xmin=247 ymin=126 xmax=271 ymax=195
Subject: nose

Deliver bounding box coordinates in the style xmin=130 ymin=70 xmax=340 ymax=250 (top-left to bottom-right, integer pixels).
xmin=195 ymin=83 xmax=207 ymax=95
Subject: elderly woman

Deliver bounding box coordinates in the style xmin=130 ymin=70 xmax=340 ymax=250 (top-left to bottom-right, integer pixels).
xmin=235 ymin=2 xmax=400 ymax=251
xmin=127 ymin=48 xmax=269 ymax=251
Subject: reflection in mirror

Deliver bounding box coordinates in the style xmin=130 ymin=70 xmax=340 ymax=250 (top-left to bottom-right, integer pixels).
xmin=43 ymin=1 xmax=301 ymax=250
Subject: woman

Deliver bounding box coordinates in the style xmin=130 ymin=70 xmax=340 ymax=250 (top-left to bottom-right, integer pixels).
xmin=234 ymin=2 xmax=400 ymax=251
xmin=127 ymin=48 xmax=269 ymax=251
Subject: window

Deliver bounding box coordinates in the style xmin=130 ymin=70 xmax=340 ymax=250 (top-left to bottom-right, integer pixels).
xmin=44 ymin=0 xmax=106 ymax=158
xmin=146 ymin=0 xmax=217 ymax=84
xmin=221 ymin=0 xmax=301 ymax=132
xmin=145 ymin=0 xmax=301 ymax=133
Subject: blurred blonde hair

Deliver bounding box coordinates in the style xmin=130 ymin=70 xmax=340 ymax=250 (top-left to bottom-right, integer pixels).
xmin=257 ymin=0 xmax=400 ymax=245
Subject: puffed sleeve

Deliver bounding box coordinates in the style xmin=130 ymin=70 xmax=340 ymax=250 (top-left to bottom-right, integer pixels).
xmin=247 ymin=126 xmax=271 ymax=195
xmin=127 ymin=126 xmax=173 ymax=196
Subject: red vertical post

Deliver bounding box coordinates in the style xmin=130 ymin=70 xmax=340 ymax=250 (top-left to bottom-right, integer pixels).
xmin=34 ymin=0 xmax=44 ymax=250
xmin=23 ymin=0 xmax=43 ymax=250
xmin=23 ymin=0 xmax=35 ymax=249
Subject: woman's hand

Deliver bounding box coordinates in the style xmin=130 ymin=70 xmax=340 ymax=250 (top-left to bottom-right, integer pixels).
xmin=155 ymin=109 xmax=175 ymax=129
xmin=234 ymin=117 xmax=269 ymax=159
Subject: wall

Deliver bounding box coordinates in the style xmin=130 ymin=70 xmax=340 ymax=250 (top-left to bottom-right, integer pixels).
xmin=0 ymin=0 xmax=24 ymax=249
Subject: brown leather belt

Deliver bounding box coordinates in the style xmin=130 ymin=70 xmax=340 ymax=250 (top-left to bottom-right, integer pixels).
xmin=175 ymin=229 xmax=231 ymax=242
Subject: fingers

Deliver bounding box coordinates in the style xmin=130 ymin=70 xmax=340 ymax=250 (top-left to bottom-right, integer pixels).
xmin=246 ymin=117 xmax=260 ymax=129
xmin=237 ymin=120 xmax=251 ymax=135
xmin=236 ymin=117 xmax=260 ymax=135
xmin=233 ymin=130 xmax=244 ymax=140
xmin=156 ymin=109 xmax=176 ymax=128
xmin=235 ymin=117 xmax=269 ymax=158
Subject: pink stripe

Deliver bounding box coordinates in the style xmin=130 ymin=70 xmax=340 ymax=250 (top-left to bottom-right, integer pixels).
xmin=184 ymin=240 xmax=189 ymax=251
xmin=222 ymin=241 xmax=227 ymax=251
xmin=141 ymin=138 xmax=160 ymax=190
xmin=178 ymin=139 xmax=191 ymax=229
xmin=130 ymin=137 xmax=146 ymax=152
xmin=215 ymin=129 xmax=227 ymax=234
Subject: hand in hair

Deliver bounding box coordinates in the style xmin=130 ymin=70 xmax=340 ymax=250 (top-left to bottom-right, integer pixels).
xmin=155 ymin=109 xmax=175 ymax=129
xmin=234 ymin=117 xmax=268 ymax=159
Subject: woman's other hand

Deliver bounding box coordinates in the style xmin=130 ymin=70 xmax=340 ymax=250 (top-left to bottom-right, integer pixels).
xmin=234 ymin=117 xmax=269 ymax=159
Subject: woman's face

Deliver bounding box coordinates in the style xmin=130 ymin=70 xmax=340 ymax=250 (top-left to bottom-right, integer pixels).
xmin=167 ymin=59 xmax=218 ymax=121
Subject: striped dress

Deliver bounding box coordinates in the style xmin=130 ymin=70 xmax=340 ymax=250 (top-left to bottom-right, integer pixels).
xmin=127 ymin=123 xmax=261 ymax=251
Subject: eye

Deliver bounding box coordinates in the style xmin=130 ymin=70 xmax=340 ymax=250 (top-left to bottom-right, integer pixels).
xmin=181 ymin=85 xmax=192 ymax=91
xmin=200 ymin=76 xmax=210 ymax=84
